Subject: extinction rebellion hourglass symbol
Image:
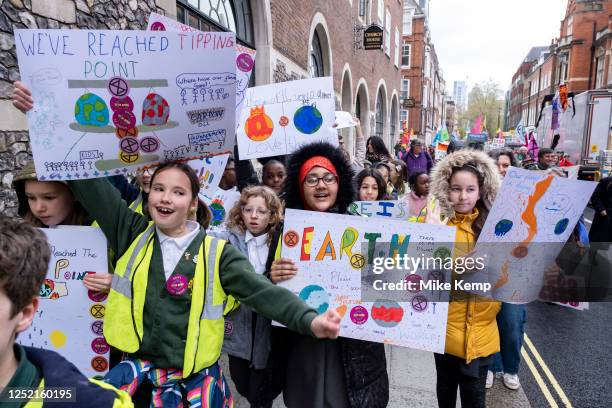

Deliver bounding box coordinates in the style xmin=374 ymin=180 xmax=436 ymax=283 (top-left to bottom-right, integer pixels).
xmin=68 ymin=76 xmax=177 ymax=174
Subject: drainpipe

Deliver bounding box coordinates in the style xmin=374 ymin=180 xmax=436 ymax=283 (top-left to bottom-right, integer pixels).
xmin=587 ymin=21 xmax=597 ymax=90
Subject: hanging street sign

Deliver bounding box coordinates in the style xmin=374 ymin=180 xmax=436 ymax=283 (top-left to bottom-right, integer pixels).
xmin=363 ymin=24 xmax=384 ymax=50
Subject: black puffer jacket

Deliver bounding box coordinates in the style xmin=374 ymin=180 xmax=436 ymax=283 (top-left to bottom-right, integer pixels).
xmin=283 ymin=141 xmax=389 ymax=408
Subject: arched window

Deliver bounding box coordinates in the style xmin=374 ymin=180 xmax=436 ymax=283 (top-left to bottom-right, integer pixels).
xmin=177 ymin=0 xmax=254 ymax=47
xmin=375 ymin=88 xmax=385 ymax=138
xmin=310 ymin=31 xmax=325 ymax=78
xmin=390 ymin=97 xmax=398 ymax=141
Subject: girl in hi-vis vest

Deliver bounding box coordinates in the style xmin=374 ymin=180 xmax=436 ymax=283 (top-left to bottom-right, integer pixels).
xmin=67 ymin=161 xmax=341 ymax=407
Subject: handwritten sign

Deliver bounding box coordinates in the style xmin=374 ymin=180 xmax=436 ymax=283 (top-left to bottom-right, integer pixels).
xmin=15 ymin=28 xmax=236 ymax=180
xmin=147 ymin=12 xmax=256 ymax=129
xmin=468 ymin=167 xmax=596 ymax=303
xmin=278 ymin=209 xmax=456 ymax=352
xmin=18 ymin=227 xmax=109 ymax=378
xmin=202 ymin=187 xmax=241 ymax=231
xmin=334 ymin=111 xmax=358 ymax=129
xmin=185 ymin=154 xmax=229 ymax=203
xmin=237 ymin=77 xmax=337 ymax=159
xmin=348 ymin=200 xmax=409 ymax=220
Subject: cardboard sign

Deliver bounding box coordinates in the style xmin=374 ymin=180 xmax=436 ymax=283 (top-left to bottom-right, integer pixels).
xmin=15 ymin=28 xmax=236 ymax=180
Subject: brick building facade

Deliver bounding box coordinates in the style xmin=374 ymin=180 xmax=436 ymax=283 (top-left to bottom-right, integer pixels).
xmin=507 ymin=46 xmax=548 ymax=129
xmin=0 ymin=0 xmax=402 ymax=216
xmin=265 ymin=0 xmax=402 ymax=156
xmin=556 ymin=0 xmax=611 ymax=92
xmin=507 ymin=0 xmax=612 ymax=130
xmin=400 ymin=0 xmax=445 ymax=145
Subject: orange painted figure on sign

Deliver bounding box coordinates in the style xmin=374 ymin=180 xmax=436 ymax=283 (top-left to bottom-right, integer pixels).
xmin=245 ymin=106 xmax=274 ymax=141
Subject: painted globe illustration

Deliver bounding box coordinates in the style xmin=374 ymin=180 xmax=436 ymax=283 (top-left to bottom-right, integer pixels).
xmin=209 ymin=202 xmax=226 ymax=226
xmin=74 ymin=93 xmax=109 ymax=127
xmin=142 ymin=93 xmax=170 ymax=126
xmin=494 ymin=219 xmax=513 ymax=237
xmin=299 ymin=285 xmax=329 ymax=314
xmin=293 ymin=104 xmax=323 ymax=134
xmin=245 ymin=106 xmax=274 ymax=141
xmin=554 ymin=218 xmax=570 ymax=235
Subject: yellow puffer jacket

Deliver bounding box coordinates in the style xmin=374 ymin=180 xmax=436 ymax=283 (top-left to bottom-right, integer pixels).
xmin=445 ymin=209 xmax=501 ymax=363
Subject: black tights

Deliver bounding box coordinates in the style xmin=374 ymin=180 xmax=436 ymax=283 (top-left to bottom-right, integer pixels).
xmin=434 ymin=353 xmax=488 ymax=408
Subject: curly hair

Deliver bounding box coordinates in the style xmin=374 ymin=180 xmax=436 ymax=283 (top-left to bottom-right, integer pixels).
xmin=283 ymin=141 xmax=355 ymax=213
xmin=226 ymin=185 xmax=284 ymax=244
xmin=0 ymin=215 xmax=51 ymax=317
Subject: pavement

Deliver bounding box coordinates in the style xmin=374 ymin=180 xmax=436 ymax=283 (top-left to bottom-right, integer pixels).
xmin=219 ymin=345 xmax=533 ymax=407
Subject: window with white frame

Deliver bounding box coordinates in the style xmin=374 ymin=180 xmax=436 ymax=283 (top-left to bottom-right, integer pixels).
xmin=566 ymin=15 xmax=573 ymax=37
xmin=359 ymin=0 xmax=370 ymax=22
xmin=403 ymin=3 xmax=414 ymax=35
xmin=401 ymin=78 xmax=410 ymax=99
xmin=384 ymin=9 xmax=391 ymax=55
xmin=558 ymin=53 xmax=569 ymax=83
xmin=394 ymin=28 xmax=400 ymax=67
xmin=400 ymin=109 xmax=408 ymax=127
xmin=595 ymin=50 xmax=605 ymax=89
xmin=402 ymin=42 xmax=410 ymax=67
xmin=377 ymin=0 xmax=384 ymax=24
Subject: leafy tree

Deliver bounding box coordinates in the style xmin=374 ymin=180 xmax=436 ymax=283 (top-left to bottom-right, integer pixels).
xmin=461 ymin=79 xmax=505 ymax=136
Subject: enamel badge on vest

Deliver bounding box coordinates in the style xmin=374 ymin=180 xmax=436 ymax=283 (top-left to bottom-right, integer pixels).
xmin=166 ymin=274 xmax=188 ymax=296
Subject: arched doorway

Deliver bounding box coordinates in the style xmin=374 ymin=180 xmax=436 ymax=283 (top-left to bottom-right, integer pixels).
xmin=375 ymin=86 xmax=387 ymax=140
xmin=308 ymin=16 xmax=332 ymax=78
xmin=355 ymin=80 xmax=370 ymax=141
xmin=390 ymin=94 xmax=399 ymax=148
xmin=341 ymin=67 xmax=353 ymax=155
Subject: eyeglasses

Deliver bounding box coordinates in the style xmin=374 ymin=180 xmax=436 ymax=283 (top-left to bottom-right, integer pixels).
xmin=241 ymin=206 xmax=270 ymax=216
xmin=304 ymin=173 xmax=337 ymax=187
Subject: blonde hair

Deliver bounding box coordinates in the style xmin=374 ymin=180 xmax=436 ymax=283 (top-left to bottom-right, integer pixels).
xmin=227 ymin=185 xmax=284 ymax=244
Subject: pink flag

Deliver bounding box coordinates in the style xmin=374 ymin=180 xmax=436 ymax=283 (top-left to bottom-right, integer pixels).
xmin=471 ymin=115 xmax=483 ymax=134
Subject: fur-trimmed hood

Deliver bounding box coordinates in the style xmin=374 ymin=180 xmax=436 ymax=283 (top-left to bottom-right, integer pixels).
xmin=427 ymin=149 xmax=501 ymax=223
xmin=283 ymin=141 xmax=355 ymax=213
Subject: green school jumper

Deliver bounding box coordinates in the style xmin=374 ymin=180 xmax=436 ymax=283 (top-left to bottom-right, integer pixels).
xmin=69 ymin=178 xmax=317 ymax=369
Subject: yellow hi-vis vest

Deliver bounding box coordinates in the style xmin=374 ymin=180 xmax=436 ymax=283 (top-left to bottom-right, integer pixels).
xmin=104 ymin=223 xmax=228 ymax=377
xmin=128 ymin=192 xmax=144 ymax=215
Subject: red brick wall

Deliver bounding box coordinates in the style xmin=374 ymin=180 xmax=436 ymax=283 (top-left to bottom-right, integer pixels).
xmin=402 ymin=16 xmax=425 ymax=133
xmin=270 ymin=0 xmax=402 ymax=111
xmin=560 ymin=0 xmax=612 ymax=92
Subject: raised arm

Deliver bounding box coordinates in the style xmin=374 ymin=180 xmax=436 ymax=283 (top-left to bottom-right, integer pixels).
xmin=219 ymin=244 xmax=339 ymax=338
xmin=354 ymin=117 xmax=366 ymax=165
xmin=68 ymin=178 xmax=150 ymax=258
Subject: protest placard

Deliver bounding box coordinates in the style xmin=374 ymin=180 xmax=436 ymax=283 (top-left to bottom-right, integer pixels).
xmin=468 ymin=167 xmax=597 ymax=303
xmin=334 ymin=111 xmax=358 ymax=129
xmin=15 ymin=28 xmax=236 ymax=180
xmin=147 ymin=12 xmax=255 ymax=128
xmin=236 ymin=77 xmax=337 ymax=159
xmin=278 ymin=209 xmax=457 ymax=352
xmin=17 ymin=227 xmax=109 ymax=378
xmin=348 ymin=200 xmax=409 ymax=220
xmin=202 ymin=187 xmax=241 ymax=231
xmin=185 ymin=154 xmax=229 ymax=202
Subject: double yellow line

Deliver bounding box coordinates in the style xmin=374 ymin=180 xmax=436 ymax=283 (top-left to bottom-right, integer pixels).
xmin=521 ymin=333 xmax=573 ymax=408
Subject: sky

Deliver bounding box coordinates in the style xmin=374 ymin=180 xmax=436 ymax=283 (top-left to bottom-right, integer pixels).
xmin=429 ymin=0 xmax=568 ymax=95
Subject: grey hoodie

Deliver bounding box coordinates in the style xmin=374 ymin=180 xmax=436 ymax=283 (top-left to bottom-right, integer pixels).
xmin=208 ymin=228 xmax=274 ymax=369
